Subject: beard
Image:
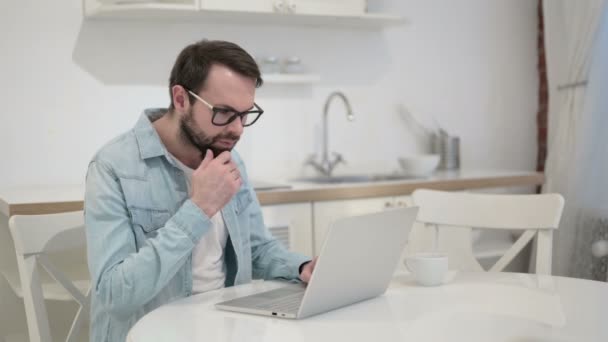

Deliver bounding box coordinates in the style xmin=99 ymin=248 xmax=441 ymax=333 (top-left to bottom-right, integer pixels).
xmin=179 ymin=108 xmax=240 ymax=158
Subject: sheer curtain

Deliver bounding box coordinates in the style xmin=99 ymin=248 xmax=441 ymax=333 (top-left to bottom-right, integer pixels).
xmin=542 ymin=0 xmax=608 ymax=280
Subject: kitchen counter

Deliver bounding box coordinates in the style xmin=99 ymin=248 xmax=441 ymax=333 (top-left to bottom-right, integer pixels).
xmin=261 ymin=169 xmax=543 ymax=204
xmin=0 ymin=170 xmax=543 ymax=217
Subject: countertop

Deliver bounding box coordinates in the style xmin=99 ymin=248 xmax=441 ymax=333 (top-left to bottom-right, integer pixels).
xmin=0 ymin=170 xmax=543 ymax=217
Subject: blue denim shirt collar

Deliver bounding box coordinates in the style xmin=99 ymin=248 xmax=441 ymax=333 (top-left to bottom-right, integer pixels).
xmin=133 ymin=108 xmax=171 ymax=160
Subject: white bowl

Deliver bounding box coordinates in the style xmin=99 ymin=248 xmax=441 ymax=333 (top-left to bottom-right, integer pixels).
xmin=398 ymin=154 xmax=440 ymax=177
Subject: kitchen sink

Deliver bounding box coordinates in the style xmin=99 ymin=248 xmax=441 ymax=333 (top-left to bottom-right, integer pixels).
xmin=294 ymin=173 xmax=417 ymax=184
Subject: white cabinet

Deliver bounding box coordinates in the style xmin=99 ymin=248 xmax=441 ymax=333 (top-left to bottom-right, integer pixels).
xmin=201 ymin=0 xmax=366 ymax=15
xmin=261 ymin=196 xmax=412 ymax=257
xmin=312 ymin=196 xmax=411 ymax=255
xmin=84 ymin=0 xmax=404 ymax=28
xmin=260 ymin=193 xmax=518 ymax=271
xmin=201 ymin=0 xmax=279 ymax=13
xmin=285 ymin=0 xmax=366 ymax=16
xmin=261 ymin=203 xmax=313 ymax=256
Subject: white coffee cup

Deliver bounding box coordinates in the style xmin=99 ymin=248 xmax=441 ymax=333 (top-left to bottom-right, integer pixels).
xmin=405 ymin=252 xmax=448 ymax=286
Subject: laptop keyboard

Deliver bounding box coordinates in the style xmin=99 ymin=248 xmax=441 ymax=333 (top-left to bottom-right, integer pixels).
xmin=252 ymin=291 xmax=305 ymax=313
xmin=223 ymin=286 xmax=305 ymax=314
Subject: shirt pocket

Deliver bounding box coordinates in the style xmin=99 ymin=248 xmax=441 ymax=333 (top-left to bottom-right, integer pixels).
xmin=129 ymin=206 xmax=171 ymax=234
xmin=235 ymin=188 xmax=253 ymax=216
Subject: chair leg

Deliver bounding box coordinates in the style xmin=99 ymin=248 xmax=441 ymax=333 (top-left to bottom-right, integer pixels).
xmin=65 ymin=306 xmax=84 ymax=342
xmin=15 ymin=255 xmax=52 ymax=342
xmin=65 ymin=287 xmax=91 ymax=342
xmin=536 ymin=229 xmax=553 ymax=275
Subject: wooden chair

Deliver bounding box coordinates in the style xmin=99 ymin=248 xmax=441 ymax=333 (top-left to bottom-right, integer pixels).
xmin=409 ymin=189 xmax=564 ymax=275
xmin=9 ymin=211 xmax=90 ymax=342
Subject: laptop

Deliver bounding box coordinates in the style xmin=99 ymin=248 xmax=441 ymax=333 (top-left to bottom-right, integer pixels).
xmin=215 ymin=207 xmax=418 ymax=319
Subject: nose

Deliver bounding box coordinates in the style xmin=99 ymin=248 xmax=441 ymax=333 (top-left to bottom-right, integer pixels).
xmin=226 ymin=116 xmax=244 ymax=136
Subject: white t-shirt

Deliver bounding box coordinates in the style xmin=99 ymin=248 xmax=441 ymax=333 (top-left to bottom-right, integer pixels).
xmin=170 ymin=154 xmax=228 ymax=294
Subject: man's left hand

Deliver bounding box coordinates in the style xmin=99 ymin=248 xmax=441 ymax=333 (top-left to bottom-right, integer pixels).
xmin=299 ymin=257 xmax=318 ymax=283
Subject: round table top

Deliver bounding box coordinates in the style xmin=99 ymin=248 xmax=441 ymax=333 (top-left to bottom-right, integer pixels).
xmin=127 ymin=272 xmax=608 ymax=342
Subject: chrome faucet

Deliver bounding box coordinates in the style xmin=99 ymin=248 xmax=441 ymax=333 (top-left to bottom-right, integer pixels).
xmin=306 ymin=91 xmax=355 ymax=176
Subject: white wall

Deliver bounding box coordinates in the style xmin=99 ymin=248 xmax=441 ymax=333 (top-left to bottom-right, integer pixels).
xmin=0 ymin=0 xmax=538 ymax=188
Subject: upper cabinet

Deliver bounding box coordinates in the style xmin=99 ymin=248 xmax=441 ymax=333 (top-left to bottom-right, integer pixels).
xmin=290 ymin=0 xmax=363 ymax=16
xmin=202 ymin=0 xmax=367 ymax=16
xmin=202 ymin=0 xmax=279 ymax=13
xmin=84 ymin=0 xmax=405 ymax=28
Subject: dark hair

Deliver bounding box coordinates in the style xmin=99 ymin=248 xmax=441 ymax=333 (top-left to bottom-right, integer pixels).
xmin=168 ymin=40 xmax=263 ymax=109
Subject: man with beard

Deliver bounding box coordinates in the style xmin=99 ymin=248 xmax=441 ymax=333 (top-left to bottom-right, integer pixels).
xmin=84 ymin=40 xmax=316 ymax=342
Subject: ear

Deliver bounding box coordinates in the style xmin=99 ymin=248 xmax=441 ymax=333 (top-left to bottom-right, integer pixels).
xmin=171 ymin=85 xmax=190 ymax=111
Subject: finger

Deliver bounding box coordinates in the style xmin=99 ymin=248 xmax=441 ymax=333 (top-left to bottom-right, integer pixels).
xmin=225 ymin=160 xmax=238 ymax=171
xmin=301 ymin=274 xmax=309 ymax=283
xmin=198 ymin=149 xmax=214 ymax=170
xmin=310 ymin=256 xmax=318 ymax=268
xmin=303 ymin=270 xmax=312 ymax=283
xmin=232 ymin=177 xmax=243 ymax=192
xmin=305 ymin=261 xmax=317 ymax=282
xmin=214 ymin=151 xmax=232 ymax=164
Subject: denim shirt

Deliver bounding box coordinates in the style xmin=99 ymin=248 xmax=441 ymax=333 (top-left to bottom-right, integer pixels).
xmin=84 ymin=109 xmax=310 ymax=342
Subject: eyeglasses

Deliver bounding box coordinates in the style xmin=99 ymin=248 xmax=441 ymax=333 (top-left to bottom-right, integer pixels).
xmin=186 ymin=89 xmax=264 ymax=127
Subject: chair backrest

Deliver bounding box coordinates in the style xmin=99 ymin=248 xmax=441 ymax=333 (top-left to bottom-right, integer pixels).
xmin=410 ymin=189 xmax=565 ymax=275
xmin=9 ymin=211 xmax=90 ymax=342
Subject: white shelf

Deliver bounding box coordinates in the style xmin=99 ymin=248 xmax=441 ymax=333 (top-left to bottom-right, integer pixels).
xmin=263 ymin=73 xmax=320 ymax=84
xmin=85 ymin=2 xmax=199 ymax=16
xmin=84 ymin=2 xmax=405 ymax=29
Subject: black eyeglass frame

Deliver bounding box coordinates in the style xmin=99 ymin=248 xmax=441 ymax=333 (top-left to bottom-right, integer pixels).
xmin=186 ymin=88 xmax=264 ymax=127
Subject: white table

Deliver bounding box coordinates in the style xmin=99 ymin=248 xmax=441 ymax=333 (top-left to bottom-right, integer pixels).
xmin=127 ymin=272 xmax=608 ymax=342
